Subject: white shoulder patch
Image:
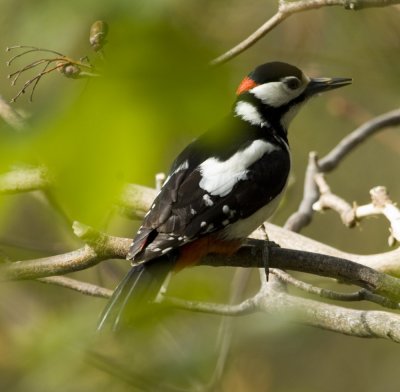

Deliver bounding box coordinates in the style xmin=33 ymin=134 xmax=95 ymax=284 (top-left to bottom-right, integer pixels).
xmin=235 ymin=101 xmax=268 ymax=127
xmin=199 ymin=139 xmax=278 ymax=197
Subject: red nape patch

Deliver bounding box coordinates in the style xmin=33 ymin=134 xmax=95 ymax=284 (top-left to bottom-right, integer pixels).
xmin=236 ymin=76 xmax=258 ymax=95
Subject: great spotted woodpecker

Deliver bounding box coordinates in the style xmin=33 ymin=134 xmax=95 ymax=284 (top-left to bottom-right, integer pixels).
xmin=98 ymin=61 xmax=351 ymax=330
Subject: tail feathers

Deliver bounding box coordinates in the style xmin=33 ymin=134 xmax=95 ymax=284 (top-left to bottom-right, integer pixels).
xmin=97 ymin=255 xmax=175 ymax=332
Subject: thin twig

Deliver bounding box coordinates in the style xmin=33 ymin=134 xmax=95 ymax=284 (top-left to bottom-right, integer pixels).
xmin=6 ymin=45 xmax=97 ymax=102
xmin=319 ymin=108 xmax=400 ymax=172
xmin=211 ymin=0 xmax=400 ymax=65
xmin=38 ymin=275 xmax=112 ymax=298
xmin=284 ymin=152 xmax=320 ymax=232
xmin=284 ymin=108 xmax=400 ymax=233
xmin=313 ymin=174 xmax=400 ymax=244
xmin=6 ymin=45 xmax=65 ymax=57
xmin=162 ymin=296 xmax=257 ymax=316
xmin=313 ymin=172 xmax=356 ymax=227
xmin=271 ymin=269 xmax=400 ymax=309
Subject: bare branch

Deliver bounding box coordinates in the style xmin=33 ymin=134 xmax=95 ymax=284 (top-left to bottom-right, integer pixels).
xmin=205 ymin=240 xmax=400 ymax=302
xmin=369 ymin=187 xmax=400 ymax=244
xmin=118 ymin=183 xmax=159 ymax=219
xmin=211 ymin=0 xmax=400 ymax=65
xmin=285 ymin=108 xmax=400 ymax=233
xmin=313 ymin=175 xmax=400 ymax=244
xmin=284 ymin=152 xmax=320 ymax=232
xmin=162 ymin=295 xmax=257 ymax=316
xmin=313 ymin=172 xmax=357 ymax=227
xmin=319 ymin=108 xmax=400 ymax=172
xmin=0 ymin=246 xmax=100 ymax=281
xmin=271 ymin=269 xmax=400 ymax=309
xmin=115 ymin=182 xmax=400 ymax=277
xmin=163 ymin=280 xmax=400 ymax=343
xmin=0 ymin=166 xmax=50 ymax=194
xmin=2 ymin=220 xmax=400 ymax=305
xmin=38 ymin=276 xmax=112 ymax=298
xmin=257 ymin=287 xmax=400 ymax=342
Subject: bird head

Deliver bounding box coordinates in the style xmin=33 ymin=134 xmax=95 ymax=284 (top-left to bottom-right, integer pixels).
xmin=235 ymin=62 xmax=352 ymax=130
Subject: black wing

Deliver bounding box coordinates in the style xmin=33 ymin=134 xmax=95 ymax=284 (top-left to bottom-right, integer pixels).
xmin=128 ymin=120 xmax=290 ymax=263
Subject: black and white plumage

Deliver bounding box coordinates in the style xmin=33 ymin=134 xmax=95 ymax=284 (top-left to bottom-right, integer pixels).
xmin=98 ymin=62 xmax=351 ymax=330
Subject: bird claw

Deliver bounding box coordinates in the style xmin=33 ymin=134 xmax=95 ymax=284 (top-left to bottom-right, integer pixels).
xmin=262 ymin=240 xmax=280 ymax=282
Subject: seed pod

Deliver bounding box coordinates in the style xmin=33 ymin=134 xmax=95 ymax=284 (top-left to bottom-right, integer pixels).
xmin=57 ymin=61 xmax=81 ymax=78
xmin=89 ymin=20 xmax=108 ymax=52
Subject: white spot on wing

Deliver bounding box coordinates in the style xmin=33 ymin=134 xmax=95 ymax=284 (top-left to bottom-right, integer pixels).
xmin=162 ymin=247 xmax=173 ymax=254
xmin=222 ymin=205 xmax=230 ymax=214
xmin=222 ymin=219 xmax=230 ymax=226
xmin=200 ymin=221 xmax=207 ymax=228
xmin=203 ymin=194 xmax=214 ymax=206
xmin=190 ymin=208 xmax=196 ymax=215
xmin=199 ymin=139 xmax=278 ymax=197
xmin=235 ymin=101 xmax=268 ymax=127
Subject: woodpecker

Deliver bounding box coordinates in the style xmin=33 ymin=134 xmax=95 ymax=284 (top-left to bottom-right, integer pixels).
xmin=98 ymin=61 xmax=351 ymax=330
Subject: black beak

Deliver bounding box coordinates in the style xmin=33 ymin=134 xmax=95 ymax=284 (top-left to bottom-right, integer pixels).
xmin=305 ymin=77 xmax=352 ymax=97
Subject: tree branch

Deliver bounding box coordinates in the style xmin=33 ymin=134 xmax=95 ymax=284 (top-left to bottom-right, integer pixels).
xmin=319 ymin=108 xmax=400 ymax=172
xmin=0 ymin=166 xmax=49 ymax=194
xmin=258 ymin=285 xmax=400 ymax=342
xmin=210 ymin=0 xmax=400 ymax=65
xmin=38 ymin=275 xmax=113 ymax=298
xmin=284 ymin=108 xmax=400 ymax=233
xmin=2 ymin=222 xmax=400 ymax=304
xmin=162 ymin=278 xmax=400 ymax=343
xmin=313 ymin=174 xmax=400 ymax=244
xmin=271 ymin=269 xmax=400 ymax=309
xmin=162 ymin=295 xmax=257 ymax=316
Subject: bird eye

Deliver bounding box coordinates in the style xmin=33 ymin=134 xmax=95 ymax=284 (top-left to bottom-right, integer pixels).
xmin=284 ymin=77 xmax=301 ymax=90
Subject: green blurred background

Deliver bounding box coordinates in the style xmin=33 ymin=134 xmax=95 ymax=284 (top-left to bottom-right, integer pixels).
xmin=0 ymin=0 xmax=399 ymax=391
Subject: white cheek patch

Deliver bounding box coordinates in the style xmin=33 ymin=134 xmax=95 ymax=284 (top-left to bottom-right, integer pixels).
xmin=251 ymin=82 xmax=306 ymax=108
xmin=235 ymin=101 xmax=268 ymax=127
xmin=199 ymin=139 xmax=278 ymax=197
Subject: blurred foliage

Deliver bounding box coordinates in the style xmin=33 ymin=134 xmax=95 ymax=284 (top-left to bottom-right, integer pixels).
xmin=0 ymin=0 xmax=399 ymax=391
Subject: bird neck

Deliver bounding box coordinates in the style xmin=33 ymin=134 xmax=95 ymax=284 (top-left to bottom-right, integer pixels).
xmin=233 ymin=93 xmax=290 ymax=147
